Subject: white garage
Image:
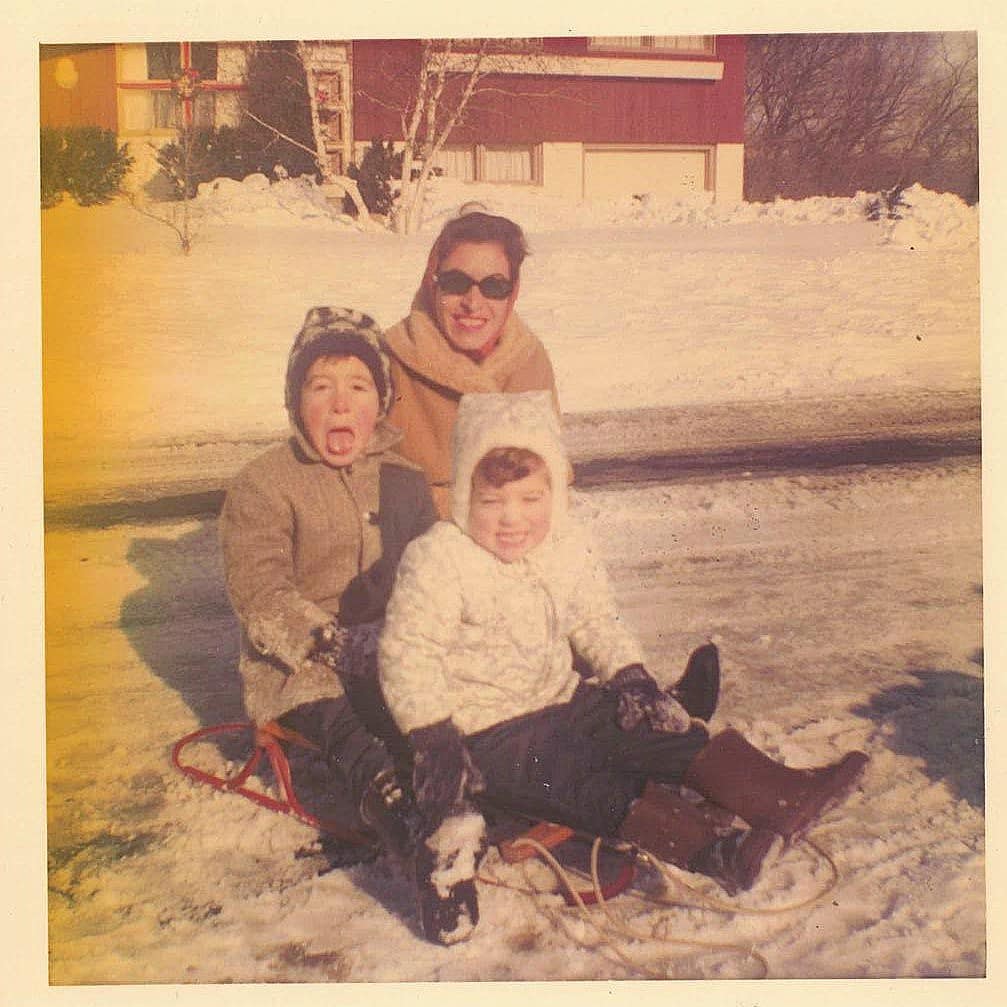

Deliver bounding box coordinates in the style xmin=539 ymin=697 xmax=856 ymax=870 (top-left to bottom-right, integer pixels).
xmin=583 ymin=145 xmax=712 ymax=200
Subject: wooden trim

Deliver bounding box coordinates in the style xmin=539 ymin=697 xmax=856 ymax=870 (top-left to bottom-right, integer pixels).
xmin=429 ymin=52 xmax=724 ymax=81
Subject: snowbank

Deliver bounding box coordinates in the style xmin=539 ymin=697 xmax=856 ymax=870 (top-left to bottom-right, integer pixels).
xmin=193 ymin=172 xmax=360 ymax=229
xmin=187 ymin=171 xmax=978 ymax=250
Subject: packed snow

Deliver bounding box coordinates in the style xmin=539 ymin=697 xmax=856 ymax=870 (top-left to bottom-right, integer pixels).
xmin=36 ymin=172 xmax=989 ymax=998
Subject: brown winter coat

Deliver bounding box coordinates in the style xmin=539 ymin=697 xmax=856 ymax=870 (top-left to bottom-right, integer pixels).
xmin=219 ymin=420 xmax=436 ymax=725
xmin=383 ymin=300 xmax=560 ymax=517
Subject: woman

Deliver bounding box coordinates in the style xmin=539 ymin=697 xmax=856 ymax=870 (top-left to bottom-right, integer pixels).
xmin=383 ymin=211 xmax=560 ymax=517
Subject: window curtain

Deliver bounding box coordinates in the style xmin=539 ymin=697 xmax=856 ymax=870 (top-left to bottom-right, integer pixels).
xmin=432 ymin=147 xmax=475 ymax=181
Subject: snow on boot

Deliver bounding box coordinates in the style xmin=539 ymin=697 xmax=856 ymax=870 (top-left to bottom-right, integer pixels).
xmin=618 ymin=781 xmax=776 ymax=895
xmin=414 ymin=810 xmax=486 ymax=946
xmin=359 ymin=769 xmax=421 ymax=861
xmin=668 ymin=643 xmax=721 ymax=722
xmin=683 ymin=727 xmax=869 ymax=841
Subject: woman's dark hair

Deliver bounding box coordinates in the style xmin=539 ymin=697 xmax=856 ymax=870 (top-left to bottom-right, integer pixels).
xmin=431 ymin=212 xmax=530 ymax=281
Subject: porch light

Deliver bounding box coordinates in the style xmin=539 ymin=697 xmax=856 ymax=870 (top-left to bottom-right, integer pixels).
xmin=54 ymin=57 xmax=79 ymax=89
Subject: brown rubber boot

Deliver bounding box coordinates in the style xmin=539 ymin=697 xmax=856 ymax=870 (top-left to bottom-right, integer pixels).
xmin=683 ymin=728 xmax=869 ymax=841
xmin=618 ymin=782 xmax=778 ymax=895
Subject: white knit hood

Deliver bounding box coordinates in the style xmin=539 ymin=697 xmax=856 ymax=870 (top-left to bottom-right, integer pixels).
xmin=450 ymin=391 xmax=569 ymax=536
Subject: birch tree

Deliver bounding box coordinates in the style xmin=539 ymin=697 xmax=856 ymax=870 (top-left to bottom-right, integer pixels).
xmin=392 ymin=39 xmax=492 ymax=234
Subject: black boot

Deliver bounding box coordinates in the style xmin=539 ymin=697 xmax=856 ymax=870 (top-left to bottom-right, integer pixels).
xmin=361 ymin=772 xmax=484 ymax=945
xmin=668 ymin=643 xmax=721 ymax=722
xmin=687 ymin=826 xmax=781 ymax=896
xmin=414 ymin=810 xmax=486 ymax=946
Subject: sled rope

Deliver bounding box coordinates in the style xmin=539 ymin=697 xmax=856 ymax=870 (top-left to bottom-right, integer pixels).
xmin=486 ymin=832 xmax=840 ymax=916
xmin=636 ymin=835 xmax=840 ymax=916
xmin=499 ymin=835 xmax=769 ymax=980
xmin=580 ymin=837 xmax=771 ymax=979
xmin=481 ymin=833 xmax=840 ymax=979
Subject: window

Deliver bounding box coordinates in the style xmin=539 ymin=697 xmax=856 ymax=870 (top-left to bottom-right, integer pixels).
xmin=432 ymin=144 xmax=541 ymax=185
xmin=146 ymin=43 xmax=218 ymax=129
xmin=451 ymin=38 xmax=544 ymax=52
xmin=588 ymin=36 xmax=715 ymax=55
xmin=145 ymin=42 xmax=218 ymax=81
xmin=481 ymin=146 xmax=535 ymax=183
xmin=433 ymin=147 xmax=475 ymax=182
xmin=151 ymin=91 xmax=216 ymax=129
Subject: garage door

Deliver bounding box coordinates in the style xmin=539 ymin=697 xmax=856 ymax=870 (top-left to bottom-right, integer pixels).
xmin=583 ymin=146 xmax=710 ymax=201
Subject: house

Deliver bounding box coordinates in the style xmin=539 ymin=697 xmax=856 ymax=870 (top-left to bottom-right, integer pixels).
xmin=40 ymin=42 xmax=250 ymax=184
xmin=352 ymin=36 xmax=746 ymax=203
xmin=40 ymin=36 xmax=746 ymax=203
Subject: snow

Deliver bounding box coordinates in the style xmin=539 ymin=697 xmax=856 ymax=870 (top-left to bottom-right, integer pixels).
xmin=41 ymin=175 xmax=980 ymax=505
xmin=34 ymin=173 xmax=991 ymax=997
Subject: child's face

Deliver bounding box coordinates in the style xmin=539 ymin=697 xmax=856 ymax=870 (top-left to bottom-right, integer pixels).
xmin=299 ymin=355 xmax=380 ymax=467
xmin=468 ymin=465 xmax=552 ymax=563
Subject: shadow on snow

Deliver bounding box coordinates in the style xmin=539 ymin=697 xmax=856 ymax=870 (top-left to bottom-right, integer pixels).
xmin=853 ymin=665 xmax=984 ymax=809
xmin=118 ymin=519 xmax=422 ymax=923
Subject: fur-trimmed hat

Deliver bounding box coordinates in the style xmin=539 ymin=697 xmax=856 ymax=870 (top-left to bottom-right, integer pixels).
xmin=450 ymin=391 xmax=568 ymax=535
xmin=284 ymin=307 xmax=393 ymax=426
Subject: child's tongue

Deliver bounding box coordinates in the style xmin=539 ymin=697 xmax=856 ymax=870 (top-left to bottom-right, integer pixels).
xmin=327 ymin=428 xmax=355 ymax=455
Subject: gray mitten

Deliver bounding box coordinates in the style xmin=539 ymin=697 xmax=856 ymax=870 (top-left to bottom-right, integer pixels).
xmin=609 ymin=664 xmax=692 ymax=734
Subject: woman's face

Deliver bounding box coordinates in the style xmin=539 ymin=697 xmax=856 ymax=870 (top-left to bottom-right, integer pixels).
xmin=432 ymin=241 xmax=519 ymax=356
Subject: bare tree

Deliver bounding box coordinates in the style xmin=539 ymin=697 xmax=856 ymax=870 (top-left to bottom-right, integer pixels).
xmin=388 ymin=39 xmax=491 ymax=234
xmin=745 ymin=33 xmax=978 ymax=202
xmin=355 ymin=38 xmax=561 ymax=233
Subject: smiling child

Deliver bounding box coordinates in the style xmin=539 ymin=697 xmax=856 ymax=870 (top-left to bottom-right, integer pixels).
xmin=379 ymin=391 xmax=868 ymax=943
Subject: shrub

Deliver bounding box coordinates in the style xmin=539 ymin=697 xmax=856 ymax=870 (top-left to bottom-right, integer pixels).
xmin=40 ymin=126 xmax=134 ymax=208
xmin=155 ymin=126 xmax=245 ymax=199
xmin=40 ymin=128 xmax=65 ymax=208
xmin=347 ymin=139 xmax=402 ymax=216
xmin=241 ymin=42 xmax=318 ymax=179
xmin=155 ymin=123 xmax=320 ymax=200
xmin=866 ymin=185 xmax=909 ymax=222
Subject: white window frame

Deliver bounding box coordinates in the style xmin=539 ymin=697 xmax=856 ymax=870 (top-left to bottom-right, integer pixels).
xmin=588 ymin=36 xmax=716 ymax=55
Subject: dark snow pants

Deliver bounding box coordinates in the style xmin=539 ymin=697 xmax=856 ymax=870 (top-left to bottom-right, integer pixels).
xmin=466 ymin=683 xmax=710 ymax=837
xmin=278 ymin=695 xmax=391 ymax=808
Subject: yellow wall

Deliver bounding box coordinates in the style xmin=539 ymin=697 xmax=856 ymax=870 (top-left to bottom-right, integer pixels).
xmin=40 ymin=44 xmax=118 ymax=131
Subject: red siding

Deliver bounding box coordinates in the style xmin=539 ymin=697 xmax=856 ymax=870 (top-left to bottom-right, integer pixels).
xmin=40 ymin=44 xmax=118 ymax=131
xmin=352 ymin=36 xmax=745 ymax=146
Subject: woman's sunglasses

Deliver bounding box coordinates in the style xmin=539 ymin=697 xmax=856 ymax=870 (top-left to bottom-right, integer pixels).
xmin=434 ymin=269 xmax=514 ymax=300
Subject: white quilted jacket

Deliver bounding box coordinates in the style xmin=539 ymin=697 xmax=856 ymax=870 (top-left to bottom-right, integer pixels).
xmin=378 ymin=392 xmax=644 ymax=736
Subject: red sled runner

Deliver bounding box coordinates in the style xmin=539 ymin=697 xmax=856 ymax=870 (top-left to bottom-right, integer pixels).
xmin=172 ymin=720 xmax=637 ymax=907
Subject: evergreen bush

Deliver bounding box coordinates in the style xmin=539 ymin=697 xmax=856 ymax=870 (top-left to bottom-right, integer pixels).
xmin=241 ymin=42 xmax=318 ymax=180
xmin=155 ymin=126 xmax=244 ymax=199
xmin=347 ymin=139 xmax=402 ymax=216
xmin=865 ymin=184 xmax=909 ymax=222
xmin=40 ymin=126 xmax=134 ymax=208
xmin=40 ymin=128 xmax=65 ymax=208
xmin=155 ymin=123 xmax=320 ymax=200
